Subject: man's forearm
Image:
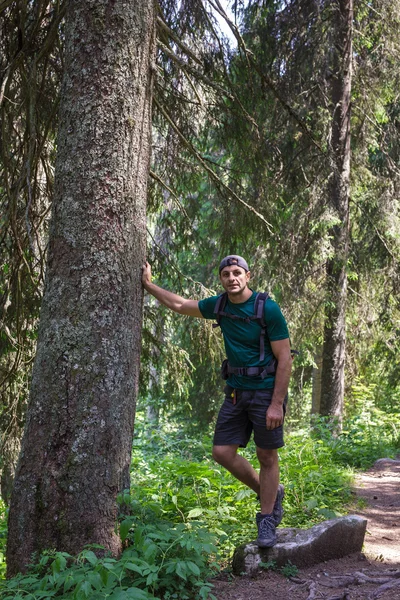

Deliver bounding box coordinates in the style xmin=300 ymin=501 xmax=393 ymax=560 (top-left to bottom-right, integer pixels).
xmin=142 ymin=262 xmax=202 ymax=317
xmin=144 ymin=281 xmax=187 ymax=313
xmin=271 ymin=357 xmax=292 ymax=406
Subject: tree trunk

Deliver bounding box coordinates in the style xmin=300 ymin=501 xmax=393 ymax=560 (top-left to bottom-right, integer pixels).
xmin=7 ymin=0 xmax=156 ymax=576
xmin=320 ymin=0 xmax=353 ymax=420
xmin=311 ymin=346 xmax=322 ymax=415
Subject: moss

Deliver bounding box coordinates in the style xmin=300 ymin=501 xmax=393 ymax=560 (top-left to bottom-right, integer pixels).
xmin=56 ymin=511 xmax=69 ymax=535
xmin=232 ymin=543 xmax=246 ymax=575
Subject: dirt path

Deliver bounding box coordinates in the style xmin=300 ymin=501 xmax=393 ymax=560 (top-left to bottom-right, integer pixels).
xmin=211 ymin=457 xmax=400 ymax=600
xmin=352 ymin=458 xmax=400 ymax=564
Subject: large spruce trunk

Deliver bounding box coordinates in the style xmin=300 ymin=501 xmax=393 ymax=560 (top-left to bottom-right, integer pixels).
xmin=7 ymin=0 xmax=156 ymax=576
xmin=320 ymin=0 xmax=353 ymax=420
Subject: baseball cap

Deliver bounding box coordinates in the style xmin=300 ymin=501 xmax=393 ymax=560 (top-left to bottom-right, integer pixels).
xmin=219 ymin=255 xmax=250 ymax=273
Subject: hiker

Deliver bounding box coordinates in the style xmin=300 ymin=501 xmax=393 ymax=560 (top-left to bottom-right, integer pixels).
xmin=141 ymin=255 xmax=292 ymax=547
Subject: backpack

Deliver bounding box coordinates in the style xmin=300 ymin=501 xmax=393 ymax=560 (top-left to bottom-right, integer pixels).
xmin=213 ymin=291 xmax=277 ymax=380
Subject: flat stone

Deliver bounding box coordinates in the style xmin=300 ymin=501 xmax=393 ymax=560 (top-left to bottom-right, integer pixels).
xmin=232 ymin=515 xmax=367 ymax=576
xmin=373 ymin=458 xmax=400 ymax=470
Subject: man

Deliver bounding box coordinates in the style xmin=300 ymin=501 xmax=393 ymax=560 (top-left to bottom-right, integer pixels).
xmin=142 ymin=255 xmax=292 ymax=547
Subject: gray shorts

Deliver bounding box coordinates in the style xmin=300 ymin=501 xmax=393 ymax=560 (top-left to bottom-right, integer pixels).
xmin=213 ymin=385 xmax=286 ymax=450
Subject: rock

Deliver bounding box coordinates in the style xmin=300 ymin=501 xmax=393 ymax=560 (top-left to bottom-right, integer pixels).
xmin=232 ymin=515 xmax=367 ymax=576
xmin=373 ymin=458 xmax=400 ymax=470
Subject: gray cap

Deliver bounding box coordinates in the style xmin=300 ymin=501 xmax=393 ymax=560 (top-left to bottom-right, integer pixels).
xmin=219 ymin=255 xmax=250 ymax=273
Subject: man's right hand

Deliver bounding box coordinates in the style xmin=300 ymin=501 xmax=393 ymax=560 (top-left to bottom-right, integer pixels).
xmin=142 ymin=261 xmax=152 ymax=288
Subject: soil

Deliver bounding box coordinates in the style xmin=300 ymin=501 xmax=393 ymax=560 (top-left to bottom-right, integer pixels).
xmin=211 ymin=457 xmax=400 ymax=600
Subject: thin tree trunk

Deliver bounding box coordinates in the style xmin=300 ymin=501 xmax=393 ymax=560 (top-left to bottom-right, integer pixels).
xmin=311 ymin=346 xmax=322 ymax=415
xmin=7 ymin=0 xmax=156 ymax=576
xmin=320 ymin=0 xmax=353 ymax=420
xmin=0 ymin=374 xmax=23 ymax=505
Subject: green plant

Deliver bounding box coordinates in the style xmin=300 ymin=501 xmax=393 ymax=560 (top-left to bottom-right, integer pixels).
xmin=0 ymin=548 xmax=159 ymax=599
xmin=311 ymin=410 xmax=400 ymax=469
xmin=0 ymin=530 xmax=218 ymax=600
xmin=116 ymin=498 xmax=219 ymax=600
xmin=259 ymin=560 xmax=277 ymax=570
xmin=0 ymin=491 xmax=219 ymax=600
xmin=279 ymin=561 xmax=299 ymax=578
xmin=260 ymin=560 xmax=298 ymax=578
xmin=3 ymin=407 xmax=399 ymax=596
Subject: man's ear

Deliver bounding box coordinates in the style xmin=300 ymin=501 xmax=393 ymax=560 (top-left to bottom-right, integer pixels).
xmin=246 ymin=270 xmax=251 ymax=282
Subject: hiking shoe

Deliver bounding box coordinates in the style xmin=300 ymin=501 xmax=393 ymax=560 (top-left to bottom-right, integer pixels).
xmin=256 ymin=484 xmax=285 ymax=525
xmin=256 ymin=513 xmax=277 ymax=548
xmin=273 ymin=484 xmax=285 ymax=526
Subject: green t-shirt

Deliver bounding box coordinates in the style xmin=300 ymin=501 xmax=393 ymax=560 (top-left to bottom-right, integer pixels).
xmin=198 ymin=291 xmax=289 ymax=389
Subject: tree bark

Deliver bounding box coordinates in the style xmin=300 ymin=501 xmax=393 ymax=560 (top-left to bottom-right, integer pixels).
xmin=320 ymin=0 xmax=353 ymax=420
xmin=311 ymin=346 xmax=322 ymax=415
xmin=7 ymin=0 xmax=156 ymax=576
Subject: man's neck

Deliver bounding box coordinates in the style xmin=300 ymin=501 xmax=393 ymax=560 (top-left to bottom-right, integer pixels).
xmin=227 ymin=286 xmax=253 ymax=304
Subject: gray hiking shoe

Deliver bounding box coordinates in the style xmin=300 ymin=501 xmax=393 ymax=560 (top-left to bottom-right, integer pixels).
xmin=256 ymin=484 xmax=285 ymax=525
xmin=256 ymin=513 xmax=277 ymax=548
xmin=273 ymin=484 xmax=285 ymax=526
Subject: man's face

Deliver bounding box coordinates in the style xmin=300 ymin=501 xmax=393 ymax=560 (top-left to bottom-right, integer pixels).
xmin=219 ymin=265 xmax=250 ymax=296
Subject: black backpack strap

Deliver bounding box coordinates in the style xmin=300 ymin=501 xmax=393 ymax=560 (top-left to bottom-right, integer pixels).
xmin=254 ymin=292 xmax=269 ymax=361
xmin=213 ymin=292 xmax=228 ymax=328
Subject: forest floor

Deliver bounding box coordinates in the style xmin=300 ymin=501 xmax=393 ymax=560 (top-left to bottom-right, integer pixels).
xmin=211 ymin=457 xmax=400 ymax=600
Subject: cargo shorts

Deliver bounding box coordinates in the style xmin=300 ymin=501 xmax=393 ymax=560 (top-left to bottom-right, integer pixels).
xmin=213 ymin=384 xmax=286 ymax=450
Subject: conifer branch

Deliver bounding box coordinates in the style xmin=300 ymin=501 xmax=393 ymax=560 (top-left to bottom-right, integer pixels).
xmin=205 ymin=0 xmax=325 ymax=157
xmin=0 ymin=0 xmax=14 ymax=13
xmin=149 ymin=170 xmax=191 ymax=221
xmin=154 ymin=96 xmax=274 ymax=232
xmin=157 ymin=40 xmax=234 ymax=100
xmin=206 ymin=0 xmax=249 ymax=55
xmin=156 ymin=16 xmax=203 ymax=66
xmin=351 ymin=197 xmax=400 ymax=263
xmin=199 ymin=0 xmax=259 ymax=134
xmin=146 ymin=227 xmax=216 ymax=297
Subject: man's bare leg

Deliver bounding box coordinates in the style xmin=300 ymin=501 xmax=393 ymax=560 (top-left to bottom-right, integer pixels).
xmin=256 ymin=447 xmax=279 ymax=515
xmin=212 ymin=444 xmax=260 ymax=493
xmin=212 ymin=445 xmax=280 ymax=514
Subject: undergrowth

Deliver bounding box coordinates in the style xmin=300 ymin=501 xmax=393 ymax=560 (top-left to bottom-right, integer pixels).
xmin=0 ymin=411 xmax=398 ymax=598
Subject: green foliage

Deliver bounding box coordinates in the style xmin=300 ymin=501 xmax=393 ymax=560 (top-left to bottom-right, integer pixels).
xmin=117 ymin=498 xmax=218 ymax=600
xmin=259 ymin=559 xmax=298 ymax=578
xmin=278 ymin=432 xmax=353 ymax=528
xmin=259 ymin=559 xmax=277 ymax=571
xmin=0 ymin=521 xmax=218 ymax=600
xmin=142 ymin=0 xmax=400 ymax=437
xmin=2 ymin=409 xmax=400 ymax=597
xmin=0 ymin=548 xmax=159 ymax=599
xmin=279 ymin=561 xmax=299 ymax=579
xmin=311 ymin=409 xmax=400 ymax=470
xmin=130 ymin=412 xmax=399 ymax=553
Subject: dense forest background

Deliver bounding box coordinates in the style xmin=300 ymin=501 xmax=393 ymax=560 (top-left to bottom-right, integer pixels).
xmin=143 ymin=0 xmax=400 ymax=432
xmin=0 ymin=0 xmax=399 ymax=597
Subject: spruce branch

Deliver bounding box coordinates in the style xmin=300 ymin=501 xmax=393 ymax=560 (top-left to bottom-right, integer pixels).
xmin=154 ymin=96 xmax=274 ymax=232
xmin=199 ymin=0 xmax=259 ymax=135
xmin=157 ymin=40 xmax=234 ymax=100
xmin=205 ymin=0 xmax=326 ymax=157
xmin=157 ymin=16 xmax=203 ymax=66
xmin=149 ymin=170 xmax=191 ymax=222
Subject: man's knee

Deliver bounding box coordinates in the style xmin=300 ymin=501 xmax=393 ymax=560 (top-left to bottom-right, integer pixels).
xmin=212 ymin=444 xmax=238 ymax=467
xmin=256 ymin=447 xmax=278 ymax=469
